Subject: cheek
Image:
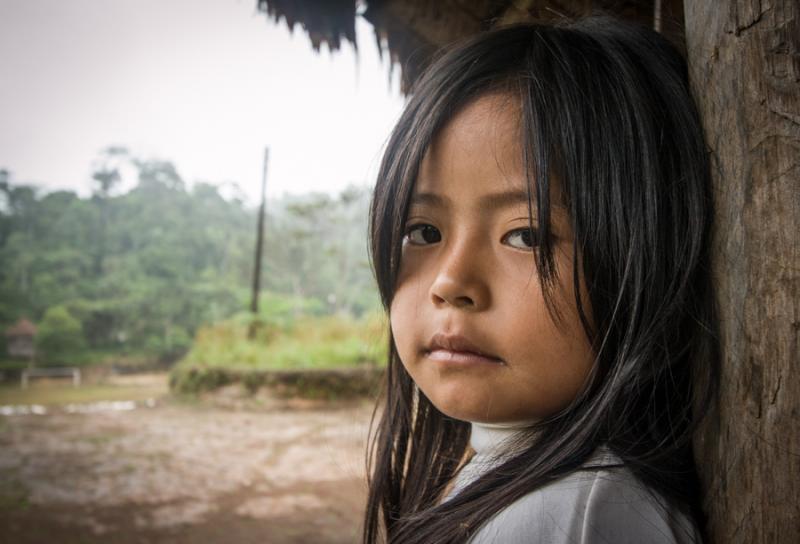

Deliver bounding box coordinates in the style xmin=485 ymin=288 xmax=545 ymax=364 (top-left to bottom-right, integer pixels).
xmin=388 ymin=283 xmax=419 ymax=361
xmin=499 ymin=256 xmax=595 ymax=411
xmin=389 ymin=252 xmax=432 ymax=340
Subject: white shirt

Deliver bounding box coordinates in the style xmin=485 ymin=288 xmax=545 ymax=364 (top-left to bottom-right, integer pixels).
xmin=443 ymin=422 xmax=700 ymax=544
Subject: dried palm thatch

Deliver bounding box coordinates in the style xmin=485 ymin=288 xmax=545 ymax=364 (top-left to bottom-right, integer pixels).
xmin=257 ymin=0 xmax=683 ymax=92
xmin=256 ymin=0 xmax=357 ymax=52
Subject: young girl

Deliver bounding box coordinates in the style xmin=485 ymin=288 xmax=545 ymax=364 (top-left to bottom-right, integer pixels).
xmin=364 ymin=15 xmax=718 ymax=544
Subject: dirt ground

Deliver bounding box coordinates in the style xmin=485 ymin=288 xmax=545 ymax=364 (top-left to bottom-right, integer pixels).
xmin=0 ymin=375 xmax=377 ymax=543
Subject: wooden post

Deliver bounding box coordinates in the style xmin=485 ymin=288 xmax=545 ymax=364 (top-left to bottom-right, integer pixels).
xmin=684 ymin=2 xmax=799 ymax=542
xmin=249 ymin=147 xmax=270 ymax=339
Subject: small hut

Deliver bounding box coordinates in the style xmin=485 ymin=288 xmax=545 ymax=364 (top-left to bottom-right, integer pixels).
xmin=5 ymin=318 xmax=37 ymax=361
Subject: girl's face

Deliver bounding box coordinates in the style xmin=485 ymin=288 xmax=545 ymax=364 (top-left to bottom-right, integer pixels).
xmin=389 ymin=93 xmax=595 ymax=423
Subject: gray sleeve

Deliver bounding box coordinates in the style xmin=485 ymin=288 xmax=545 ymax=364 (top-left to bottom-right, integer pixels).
xmin=466 ymin=470 xmax=700 ymax=544
xmin=576 ymin=471 xmax=699 ymax=544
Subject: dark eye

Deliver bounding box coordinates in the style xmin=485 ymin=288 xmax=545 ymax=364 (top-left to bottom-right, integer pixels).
xmin=405 ymin=224 xmax=441 ymax=245
xmin=502 ymin=228 xmax=537 ymax=250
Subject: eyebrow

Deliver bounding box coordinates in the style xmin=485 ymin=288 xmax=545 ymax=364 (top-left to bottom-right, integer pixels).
xmin=410 ymin=189 xmax=533 ymax=211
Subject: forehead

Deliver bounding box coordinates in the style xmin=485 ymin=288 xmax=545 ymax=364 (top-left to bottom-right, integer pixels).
xmin=411 ymin=92 xmax=572 ymax=228
xmin=416 ymin=92 xmax=525 ymax=197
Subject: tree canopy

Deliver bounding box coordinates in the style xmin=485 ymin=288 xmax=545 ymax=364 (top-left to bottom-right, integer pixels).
xmin=0 ymin=150 xmax=377 ymax=364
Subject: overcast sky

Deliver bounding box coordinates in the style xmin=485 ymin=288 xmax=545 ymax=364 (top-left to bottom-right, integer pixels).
xmin=0 ymin=0 xmax=405 ymax=203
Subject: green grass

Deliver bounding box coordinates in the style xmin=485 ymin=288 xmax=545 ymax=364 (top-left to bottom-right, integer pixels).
xmin=81 ymin=431 xmax=125 ymax=446
xmin=0 ymin=359 xmax=30 ymax=373
xmin=0 ymin=381 xmax=168 ymax=406
xmin=175 ymin=312 xmax=388 ymax=372
xmin=0 ymin=477 xmax=30 ymax=512
xmin=0 ymin=348 xmax=163 ymax=373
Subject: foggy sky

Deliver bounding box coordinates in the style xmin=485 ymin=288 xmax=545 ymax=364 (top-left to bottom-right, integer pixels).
xmin=0 ymin=0 xmax=405 ymax=202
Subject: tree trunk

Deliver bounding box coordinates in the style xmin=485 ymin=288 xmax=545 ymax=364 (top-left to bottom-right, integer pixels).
xmin=684 ymin=2 xmax=799 ymax=542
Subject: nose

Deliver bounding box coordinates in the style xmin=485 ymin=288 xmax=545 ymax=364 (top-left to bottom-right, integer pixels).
xmin=429 ymin=239 xmax=490 ymax=311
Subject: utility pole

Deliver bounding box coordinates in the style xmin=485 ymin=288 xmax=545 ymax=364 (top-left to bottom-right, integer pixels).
xmin=249 ymin=147 xmax=269 ymax=339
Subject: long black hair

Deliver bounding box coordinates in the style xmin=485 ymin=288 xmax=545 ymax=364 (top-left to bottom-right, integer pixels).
xmin=365 ymin=16 xmax=719 ymax=544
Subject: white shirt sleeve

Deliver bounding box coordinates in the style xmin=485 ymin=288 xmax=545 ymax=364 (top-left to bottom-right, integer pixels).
xmin=465 ymin=468 xmax=700 ymax=544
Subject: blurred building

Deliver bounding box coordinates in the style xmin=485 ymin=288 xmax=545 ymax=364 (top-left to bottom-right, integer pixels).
xmin=5 ymin=318 xmax=37 ymax=361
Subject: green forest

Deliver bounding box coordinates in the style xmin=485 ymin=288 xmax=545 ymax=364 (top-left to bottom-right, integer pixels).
xmin=0 ymin=148 xmax=384 ymax=373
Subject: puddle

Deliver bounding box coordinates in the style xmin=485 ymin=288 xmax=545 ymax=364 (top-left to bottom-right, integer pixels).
xmin=0 ymin=404 xmax=48 ymax=416
xmin=0 ymin=398 xmax=158 ymax=416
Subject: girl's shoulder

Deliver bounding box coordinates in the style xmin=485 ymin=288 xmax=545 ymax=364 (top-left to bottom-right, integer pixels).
xmin=466 ymin=447 xmax=700 ymax=544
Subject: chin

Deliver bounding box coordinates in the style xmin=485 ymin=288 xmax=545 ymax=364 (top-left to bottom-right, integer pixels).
xmin=426 ymin=391 xmax=511 ymax=423
xmin=429 ymin=392 xmax=556 ymax=424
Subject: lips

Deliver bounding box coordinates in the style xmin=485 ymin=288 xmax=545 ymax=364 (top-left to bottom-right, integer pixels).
xmin=425 ymin=332 xmax=503 ymax=363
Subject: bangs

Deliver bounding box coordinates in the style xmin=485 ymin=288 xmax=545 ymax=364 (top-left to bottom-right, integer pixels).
xmin=369 ymin=32 xmax=568 ymax=334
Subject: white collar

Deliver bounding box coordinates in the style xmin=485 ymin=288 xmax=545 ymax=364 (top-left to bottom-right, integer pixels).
xmin=469 ymin=420 xmax=536 ymax=456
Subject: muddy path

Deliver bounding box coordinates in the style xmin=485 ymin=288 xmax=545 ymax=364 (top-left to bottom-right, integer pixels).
xmin=0 ymin=384 xmax=376 ymax=543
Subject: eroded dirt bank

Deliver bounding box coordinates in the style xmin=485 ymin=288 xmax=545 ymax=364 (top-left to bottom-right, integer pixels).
xmin=0 ymin=393 xmax=375 ymax=543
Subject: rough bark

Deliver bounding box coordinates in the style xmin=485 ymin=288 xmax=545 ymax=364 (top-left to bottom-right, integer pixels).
xmin=684 ymin=2 xmax=800 ymax=542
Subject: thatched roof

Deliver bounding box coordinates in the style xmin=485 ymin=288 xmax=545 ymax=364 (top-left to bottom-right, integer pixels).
xmin=6 ymin=318 xmax=36 ymax=337
xmin=257 ymin=0 xmax=684 ymax=92
xmin=257 ymin=0 xmax=357 ymax=52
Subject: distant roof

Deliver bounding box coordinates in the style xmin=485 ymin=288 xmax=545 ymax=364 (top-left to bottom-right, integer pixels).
xmin=256 ymin=0 xmax=677 ymax=92
xmin=6 ymin=318 xmax=37 ymax=337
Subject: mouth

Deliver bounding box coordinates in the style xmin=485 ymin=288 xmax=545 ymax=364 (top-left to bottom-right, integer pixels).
xmin=424 ymin=333 xmax=504 ymax=364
